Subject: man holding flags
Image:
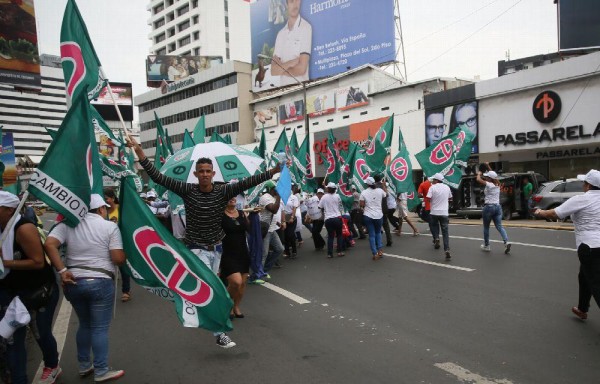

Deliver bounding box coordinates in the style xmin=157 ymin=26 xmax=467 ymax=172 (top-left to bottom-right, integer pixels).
xmin=128 ymin=136 xmax=281 ymax=348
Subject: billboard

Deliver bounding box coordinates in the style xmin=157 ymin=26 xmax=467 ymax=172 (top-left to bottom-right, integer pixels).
xmin=91 ymin=84 xmax=132 ymax=106
xmin=0 ymin=0 xmax=41 ymax=89
xmin=307 ymin=90 xmax=335 ymax=117
xmin=1 ymin=133 xmax=17 ymax=187
xmin=146 ymin=55 xmax=223 ymax=87
xmin=558 ymin=0 xmax=600 ymax=51
xmin=336 ymin=81 xmax=369 ymax=111
xmin=250 ymin=0 xmax=395 ymax=92
xmin=92 ymin=82 xmax=134 ymax=121
xmin=254 ymin=107 xmax=278 ymax=130
xmin=425 ymin=101 xmax=479 ymax=154
xmin=279 ymin=100 xmax=305 ymax=124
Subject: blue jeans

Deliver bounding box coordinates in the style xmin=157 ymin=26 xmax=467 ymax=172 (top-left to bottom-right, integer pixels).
xmin=482 ymin=204 xmax=508 ymax=246
xmin=430 ymin=215 xmax=450 ymax=251
xmin=0 ymin=283 xmax=60 ymax=384
xmin=262 ymin=231 xmax=284 ymax=274
xmin=363 ymin=216 xmax=383 ymax=255
xmin=64 ymin=278 xmax=115 ymax=378
xmin=119 ymin=265 xmax=131 ymax=293
xmin=325 ymin=217 xmax=343 ymax=256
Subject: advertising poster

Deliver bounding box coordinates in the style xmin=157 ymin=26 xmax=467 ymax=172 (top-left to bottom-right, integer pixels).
xmin=146 ymin=55 xmax=223 ymax=86
xmin=335 ymin=81 xmax=369 ymax=111
xmin=279 ymin=99 xmax=305 ymax=124
xmin=425 ymin=101 xmax=479 ymax=154
xmin=0 ymin=0 xmax=41 ymax=89
xmin=559 ymin=0 xmax=600 ymax=51
xmin=250 ymin=0 xmax=395 ymax=92
xmin=254 ymin=107 xmax=278 ymax=130
xmin=307 ymin=90 xmax=335 ymax=117
xmin=91 ymin=84 xmax=132 ymax=105
xmin=1 ymin=133 xmax=17 ymax=187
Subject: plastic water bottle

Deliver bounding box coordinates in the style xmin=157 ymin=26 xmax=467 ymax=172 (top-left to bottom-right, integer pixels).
xmin=277 ymin=151 xmax=286 ymax=164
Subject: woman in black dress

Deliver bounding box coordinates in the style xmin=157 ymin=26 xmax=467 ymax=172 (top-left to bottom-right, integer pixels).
xmin=221 ymin=197 xmax=250 ymax=319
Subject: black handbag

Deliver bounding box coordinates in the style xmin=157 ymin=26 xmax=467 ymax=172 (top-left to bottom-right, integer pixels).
xmin=19 ymin=282 xmax=55 ymax=311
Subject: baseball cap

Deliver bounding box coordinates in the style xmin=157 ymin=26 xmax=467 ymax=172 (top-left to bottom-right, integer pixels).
xmin=326 ymin=182 xmax=337 ymax=189
xmin=146 ymin=191 xmax=157 ymax=198
xmin=139 ymin=192 xmax=147 ymax=198
xmin=316 ymin=188 xmax=324 ymax=194
xmin=483 ymin=171 xmax=499 ymax=180
xmin=432 ymin=173 xmax=444 ymax=182
xmin=365 ymin=177 xmax=375 ymax=186
xmin=0 ymin=297 xmax=31 ymax=338
xmin=90 ymin=194 xmax=110 ymax=210
xmin=577 ymin=169 xmax=600 ymax=188
xmin=0 ymin=191 xmax=20 ymax=208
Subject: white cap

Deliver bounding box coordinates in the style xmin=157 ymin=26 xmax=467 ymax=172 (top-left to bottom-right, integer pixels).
xmin=0 ymin=297 xmax=31 ymax=338
xmin=365 ymin=177 xmax=375 ymax=186
xmin=577 ymin=169 xmax=600 ymax=188
xmin=483 ymin=171 xmax=499 ymax=180
xmin=0 ymin=191 xmax=20 ymax=208
xmin=90 ymin=194 xmax=110 ymax=210
xmin=139 ymin=193 xmax=147 ymax=198
xmin=146 ymin=191 xmax=157 ymax=198
xmin=432 ymin=173 xmax=444 ymax=182
xmin=316 ymin=188 xmax=324 ymax=194
xmin=326 ymin=182 xmax=337 ymax=189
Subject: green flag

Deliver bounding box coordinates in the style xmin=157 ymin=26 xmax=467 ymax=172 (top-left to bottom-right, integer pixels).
xmin=338 ymin=144 xmax=356 ymax=211
xmin=182 ymin=129 xmax=196 ymax=149
xmin=323 ymin=129 xmax=341 ymax=184
xmin=165 ymin=128 xmax=175 ymax=154
xmin=209 ymin=130 xmax=228 ymax=143
xmin=192 ymin=115 xmax=206 ymax=144
xmin=90 ymin=105 xmax=123 ymax=146
xmin=153 ymin=112 xmax=171 ymax=156
xmin=45 ymin=127 xmax=58 ymax=140
xmin=224 ymin=134 xmax=232 ymax=144
xmin=148 ymin=134 xmax=167 ymax=197
xmin=386 ymin=128 xmax=419 ymax=211
xmin=269 ymin=129 xmax=289 ymax=168
xmin=289 ymin=129 xmax=299 ymax=156
xmin=99 ymin=155 xmax=143 ymax=192
xmin=292 ymin=135 xmax=318 ymax=193
xmin=60 ymin=0 xmax=107 ymax=102
xmin=28 ymin=92 xmax=101 ymax=227
xmin=118 ymin=176 xmax=233 ymax=332
xmin=365 ymin=115 xmax=394 ymax=176
xmin=415 ymin=126 xmax=475 ymax=189
xmin=258 ymin=125 xmax=267 ymax=159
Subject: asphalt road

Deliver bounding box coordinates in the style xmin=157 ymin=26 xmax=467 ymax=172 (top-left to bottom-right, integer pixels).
xmin=26 ymin=217 xmax=600 ymax=384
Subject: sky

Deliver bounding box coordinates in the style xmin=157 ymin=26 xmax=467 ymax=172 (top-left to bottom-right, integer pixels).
xmin=34 ymin=0 xmax=559 ymax=122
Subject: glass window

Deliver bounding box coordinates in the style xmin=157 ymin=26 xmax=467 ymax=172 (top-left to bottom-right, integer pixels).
xmin=178 ymin=20 xmax=190 ymax=32
xmin=565 ymin=180 xmax=584 ymax=192
xmin=177 ymin=4 xmax=189 ymax=16
xmin=551 ymin=183 xmax=565 ymax=193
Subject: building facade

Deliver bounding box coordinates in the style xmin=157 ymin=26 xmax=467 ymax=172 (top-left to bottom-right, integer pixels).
xmin=135 ymin=60 xmax=253 ymax=157
xmin=0 ymin=54 xmax=66 ymax=165
xmin=146 ymin=0 xmax=250 ymax=61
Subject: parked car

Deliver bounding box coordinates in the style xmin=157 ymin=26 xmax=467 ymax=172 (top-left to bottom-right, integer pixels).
xmin=455 ymin=172 xmax=547 ymax=220
xmin=530 ymin=178 xmax=585 ymax=212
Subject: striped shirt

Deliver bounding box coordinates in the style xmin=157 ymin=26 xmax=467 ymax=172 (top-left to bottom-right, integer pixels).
xmin=141 ymin=158 xmax=271 ymax=246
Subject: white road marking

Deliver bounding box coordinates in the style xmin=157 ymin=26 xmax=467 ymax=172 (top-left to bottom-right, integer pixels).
xmin=417 ymin=233 xmax=576 ymax=252
xmin=435 ymin=362 xmax=514 ymax=384
xmin=382 ymin=253 xmax=475 ymax=272
xmin=261 ymin=282 xmax=311 ymax=304
xmin=32 ymin=299 xmax=72 ymax=383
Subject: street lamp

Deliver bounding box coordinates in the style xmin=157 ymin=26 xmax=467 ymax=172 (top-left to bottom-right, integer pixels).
xmin=257 ymin=54 xmax=309 ymax=138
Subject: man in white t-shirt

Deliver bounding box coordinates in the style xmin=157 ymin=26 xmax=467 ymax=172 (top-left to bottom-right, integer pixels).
xmin=305 ymin=188 xmax=325 ymax=250
xmin=283 ymin=185 xmax=300 ymax=259
xmin=271 ymin=0 xmax=312 ymax=86
xmin=535 ymin=169 xmax=600 ymax=320
xmin=360 ymin=177 xmax=388 ymax=260
xmin=426 ymin=173 xmax=453 ymax=260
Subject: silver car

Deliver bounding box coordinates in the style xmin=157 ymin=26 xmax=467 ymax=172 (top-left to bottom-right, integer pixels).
xmin=530 ymin=178 xmax=584 ymax=211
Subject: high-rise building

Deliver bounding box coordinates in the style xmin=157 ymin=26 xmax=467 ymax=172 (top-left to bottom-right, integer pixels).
xmin=146 ymin=0 xmax=250 ymax=61
xmin=0 ymin=54 xmax=66 ymax=165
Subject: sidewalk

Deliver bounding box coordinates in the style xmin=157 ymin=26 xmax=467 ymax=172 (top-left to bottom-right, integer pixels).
xmin=408 ymin=213 xmax=575 ymax=232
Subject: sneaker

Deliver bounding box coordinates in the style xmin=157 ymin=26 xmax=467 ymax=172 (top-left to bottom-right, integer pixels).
xmin=273 ymin=261 xmax=282 ymax=268
xmin=79 ymin=366 xmax=95 ymax=378
xmin=327 ymin=254 xmax=333 ymax=258
xmin=263 ymin=274 xmax=271 ymax=281
xmin=572 ymin=306 xmax=588 ymax=320
xmin=248 ymin=279 xmax=265 ymax=285
xmin=216 ymin=333 xmax=236 ymax=348
xmin=504 ymin=243 xmax=511 ymax=254
xmin=39 ymin=366 xmax=62 ymax=384
xmin=480 ymin=244 xmax=491 ymax=252
xmin=445 ymin=251 xmax=451 ymax=260
xmin=434 ymin=239 xmax=440 ymax=249
xmin=94 ymin=369 xmax=125 ymax=382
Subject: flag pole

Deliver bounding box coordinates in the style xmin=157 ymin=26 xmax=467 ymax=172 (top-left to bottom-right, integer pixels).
xmin=102 ymin=74 xmax=132 ymax=141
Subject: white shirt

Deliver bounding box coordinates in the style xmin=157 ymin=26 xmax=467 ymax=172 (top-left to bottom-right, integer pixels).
xmin=427 ymin=182 xmax=452 ymax=216
xmin=284 ymin=194 xmax=300 ymax=215
xmin=235 ymin=194 xmax=246 ymax=210
xmin=49 ymin=213 xmax=123 ymax=279
xmin=484 ymin=182 xmax=501 ymax=205
xmin=271 ymin=202 xmax=284 ymax=232
xmin=259 ymin=193 xmax=276 ymax=231
xmin=360 ymin=188 xmax=387 ymax=220
xmin=306 ymin=196 xmax=322 ymax=220
xmin=318 ymin=193 xmax=342 ymax=220
xmin=167 ymin=66 xmax=180 ymax=81
xmin=386 ymin=193 xmax=397 ymax=210
xmin=272 ymin=16 xmax=312 ymax=85
xmin=555 ymin=190 xmax=600 ymax=248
